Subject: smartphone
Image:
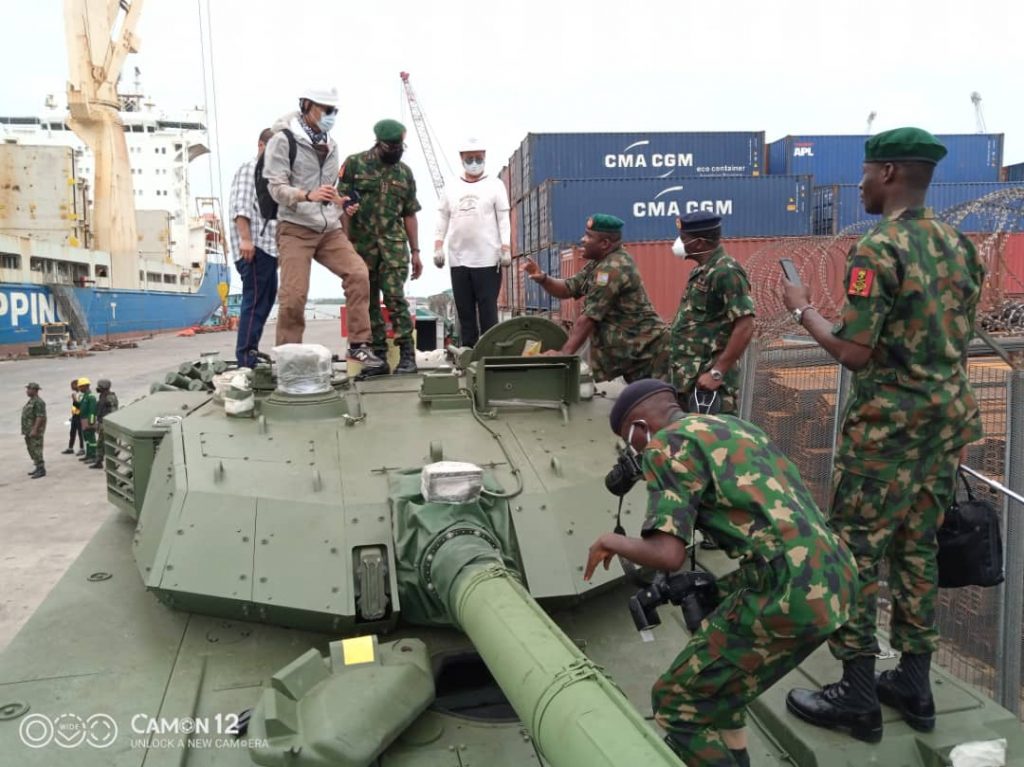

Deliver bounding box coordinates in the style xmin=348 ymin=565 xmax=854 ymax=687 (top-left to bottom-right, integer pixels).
xmin=779 ymin=258 xmax=802 ymax=286
xmin=342 ymin=189 xmax=361 ymax=211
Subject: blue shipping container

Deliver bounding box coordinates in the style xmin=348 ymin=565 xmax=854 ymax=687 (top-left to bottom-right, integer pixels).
xmin=523 ymin=247 xmax=560 ymax=312
xmin=1005 ymin=162 xmax=1024 ymax=182
xmin=521 ymin=132 xmax=765 ymax=194
xmin=532 ymin=176 xmax=813 ymax=246
xmin=768 ymin=134 xmax=1004 ymax=184
xmin=812 ymin=182 xmax=1024 ymax=235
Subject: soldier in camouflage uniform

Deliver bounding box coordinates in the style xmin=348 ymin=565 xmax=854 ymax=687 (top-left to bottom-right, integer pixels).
xmin=523 ymin=214 xmax=670 ymax=382
xmin=90 ymin=379 xmax=119 ymax=469
xmin=340 ymin=119 xmax=423 ymax=374
xmin=22 ymin=383 xmax=47 ymax=479
xmin=669 ymin=212 xmax=755 ymax=414
xmin=783 ymin=128 xmax=984 ymax=741
xmin=585 ymin=379 xmax=856 ymax=767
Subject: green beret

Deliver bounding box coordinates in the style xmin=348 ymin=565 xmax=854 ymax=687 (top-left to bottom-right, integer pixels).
xmin=374 ymin=119 xmax=407 ymax=143
xmin=26 ymin=382 xmax=41 ymax=390
xmin=586 ymin=213 xmax=624 ymax=234
xmin=864 ymin=127 xmax=947 ymax=165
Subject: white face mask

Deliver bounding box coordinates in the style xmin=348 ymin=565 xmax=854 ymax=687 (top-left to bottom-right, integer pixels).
xmin=671 ymin=237 xmax=687 ymax=258
xmin=319 ymin=112 xmax=336 ymax=133
xmin=463 ymin=159 xmax=485 ymax=176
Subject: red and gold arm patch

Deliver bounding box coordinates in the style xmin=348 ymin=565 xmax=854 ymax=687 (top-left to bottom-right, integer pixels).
xmin=847 ymin=267 xmax=875 ymax=297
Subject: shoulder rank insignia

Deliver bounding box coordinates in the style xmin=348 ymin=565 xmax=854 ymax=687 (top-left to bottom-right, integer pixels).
xmin=848 ymin=267 xmax=875 ymax=297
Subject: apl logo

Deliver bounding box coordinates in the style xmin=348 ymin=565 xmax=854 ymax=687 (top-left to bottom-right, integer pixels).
xmin=793 ymin=144 xmax=814 ymax=157
xmin=632 ymin=186 xmax=734 ymax=218
xmin=604 ymin=141 xmax=694 ymax=178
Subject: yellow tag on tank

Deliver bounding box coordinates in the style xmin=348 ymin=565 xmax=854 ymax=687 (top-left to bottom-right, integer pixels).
xmin=341 ymin=635 xmax=376 ymax=665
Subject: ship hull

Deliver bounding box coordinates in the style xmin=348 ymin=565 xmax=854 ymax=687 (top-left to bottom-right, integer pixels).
xmin=0 ymin=261 xmax=230 ymax=354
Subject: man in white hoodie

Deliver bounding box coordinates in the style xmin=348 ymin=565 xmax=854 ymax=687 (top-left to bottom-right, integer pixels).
xmin=433 ymin=138 xmax=511 ymax=347
xmin=263 ymin=86 xmax=386 ymax=375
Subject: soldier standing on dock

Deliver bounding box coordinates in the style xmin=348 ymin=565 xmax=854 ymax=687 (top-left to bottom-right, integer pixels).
xmin=22 ymin=383 xmax=47 ymax=479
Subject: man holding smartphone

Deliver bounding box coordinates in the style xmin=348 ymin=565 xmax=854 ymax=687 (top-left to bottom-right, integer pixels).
xmin=782 ymin=128 xmax=984 ymax=741
xmin=669 ymin=212 xmax=755 ymax=415
xmin=263 ymin=86 xmax=387 ymax=376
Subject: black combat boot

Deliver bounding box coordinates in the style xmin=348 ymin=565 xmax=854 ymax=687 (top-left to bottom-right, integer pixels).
xmin=394 ymin=341 xmax=418 ymax=375
xmin=372 ymin=347 xmax=391 ymax=375
xmin=29 ymin=464 xmax=46 ymax=479
xmin=876 ymin=652 xmax=935 ymax=732
xmin=786 ymin=656 xmax=883 ymax=743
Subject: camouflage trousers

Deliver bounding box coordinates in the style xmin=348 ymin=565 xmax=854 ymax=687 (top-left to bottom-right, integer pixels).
xmin=358 ymin=241 xmax=413 ymax=347
xmin=94 ymin=424 xmax=105 ymax=463
xmin=618 ymin=329 xmax=672 ymax=383
xmin=655 ymin=574 xmax=844 ymax=765
xmin=24 ymin=434 xmax=44 ymax=466
xmin=828 ymin=452 xmax=960 ymax=659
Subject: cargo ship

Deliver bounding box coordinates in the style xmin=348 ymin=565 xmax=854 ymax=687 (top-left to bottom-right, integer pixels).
xmin=0 ymin=89 xmax=230 ymax=355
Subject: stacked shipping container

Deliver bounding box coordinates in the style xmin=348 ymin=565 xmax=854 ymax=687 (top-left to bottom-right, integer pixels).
xmin=503 ymin=129 xmax=1022 ymax=315
xmin=812 ymin=182 xmax=1024 ymax=235
xmin=768 ymin=134 xmax=1005 ymax=183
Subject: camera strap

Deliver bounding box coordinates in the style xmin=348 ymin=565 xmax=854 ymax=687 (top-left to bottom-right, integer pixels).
xmin=614 ymin=496 xmax=626 ymax=535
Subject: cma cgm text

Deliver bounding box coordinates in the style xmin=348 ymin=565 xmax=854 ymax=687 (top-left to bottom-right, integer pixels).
xmin=604 ymin=153 xmax=694 ymax=169
xmin=633 ymin=199 xmax=734 ymax=217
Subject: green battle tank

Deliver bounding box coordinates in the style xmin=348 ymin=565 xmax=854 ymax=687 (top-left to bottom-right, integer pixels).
xmin=0 ymin=317 xmax=1020 ymax=767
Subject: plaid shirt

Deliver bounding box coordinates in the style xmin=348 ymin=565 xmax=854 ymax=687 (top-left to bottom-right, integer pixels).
xmin=229 ymin=158 xmax=278 ymax=259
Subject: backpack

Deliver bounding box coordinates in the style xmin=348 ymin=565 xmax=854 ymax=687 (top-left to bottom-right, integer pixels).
xmin=254 ymin=129 xmax=297 ymax=234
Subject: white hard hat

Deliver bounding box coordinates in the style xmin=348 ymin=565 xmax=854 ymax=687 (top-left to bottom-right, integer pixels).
xmin=300 ymin=86 xmax=339 ymax=108
xmin=459 ymin=137 xmax=485 ymax=153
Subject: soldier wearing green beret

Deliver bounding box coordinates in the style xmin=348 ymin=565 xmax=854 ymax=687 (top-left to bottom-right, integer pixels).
xmin=783 ymin=127 xmax=985 ymax=741
xmin=524 ymin=214 xmax=670 ymax=382
xmin=669 ymin=212 xmax=755 ymax=416
xmin=22 ymin=383 xmax=47 ymax=479
xmin=339 ymin=119 xmax=423 ymax=375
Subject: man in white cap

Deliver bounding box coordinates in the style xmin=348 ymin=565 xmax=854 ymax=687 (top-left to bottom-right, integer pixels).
xmin=263 ymin=86 xmax=386 ymax=376
xmin=433 ymin=137 xmax=511 ymax=347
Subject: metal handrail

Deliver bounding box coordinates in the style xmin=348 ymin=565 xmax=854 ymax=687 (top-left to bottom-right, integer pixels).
xmin=961 ymin=464 xmax=1024 ymax=506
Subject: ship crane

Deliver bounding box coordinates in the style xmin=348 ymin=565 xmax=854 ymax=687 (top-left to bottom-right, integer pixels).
xmin=65 ymin=0 xmax=144 ymax=289
xmin=399 ymin=71 xmax=445 ymax=198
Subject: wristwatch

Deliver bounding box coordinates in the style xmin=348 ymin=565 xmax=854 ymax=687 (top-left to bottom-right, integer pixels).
xmin=793 ymin=305 xmax=813 ymax=324
xmin=709 ymin=368 xmax=723 ymax=382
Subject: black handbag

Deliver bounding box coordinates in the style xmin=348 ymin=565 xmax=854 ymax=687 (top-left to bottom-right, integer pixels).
xmin=937 ymin=470 xmax=1005 ymax=588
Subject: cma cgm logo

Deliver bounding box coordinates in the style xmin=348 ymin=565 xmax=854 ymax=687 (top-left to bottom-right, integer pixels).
xmin=604 ymin=140 xmax=693 ymax=178
xmin=633 ymin=186 xmax=733 ymax=218
xmin=793 ymin=143 xmax=814 ymax=157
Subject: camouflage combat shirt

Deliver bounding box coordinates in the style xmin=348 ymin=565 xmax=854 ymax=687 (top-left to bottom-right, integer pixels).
xmin=831 ymin=208 xmax=984 ymax=479
xmin=670 ymin=246 xmax=755 ymax=399
xmin=339 ymin=150 xmax=421 ymax=254
xmin=641 ymin=414 xmax=856 ymax=645
xmin=21 ymin=396 xmax=46 ymax=435
xmin=562 ymin=247 xmax=669 ymax=382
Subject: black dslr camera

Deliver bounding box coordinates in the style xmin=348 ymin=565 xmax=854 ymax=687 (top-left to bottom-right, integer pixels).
xmin=605 ymin=442 xmax=643 ymax=497
xmin=628 ymin=570 xmax=720 ymax=633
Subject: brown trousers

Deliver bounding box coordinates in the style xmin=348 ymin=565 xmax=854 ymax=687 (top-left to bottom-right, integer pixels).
xmin=276 ymin=221 xmax=371 ymax=345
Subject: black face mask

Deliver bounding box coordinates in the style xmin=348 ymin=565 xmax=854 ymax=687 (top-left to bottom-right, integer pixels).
xmin=379 ymin=145 xmax=404 ymax=164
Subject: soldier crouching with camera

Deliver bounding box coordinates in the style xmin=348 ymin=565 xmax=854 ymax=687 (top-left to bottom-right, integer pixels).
xmin=584 ymin=379 xmax=858 ymax=767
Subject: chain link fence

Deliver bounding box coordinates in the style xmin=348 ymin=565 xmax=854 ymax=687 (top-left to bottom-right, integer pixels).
xmin=735 ymin=186 xmax=1024 ymax=712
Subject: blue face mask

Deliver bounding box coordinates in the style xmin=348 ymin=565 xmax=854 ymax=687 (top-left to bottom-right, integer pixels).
xmin=319 ymin=112 xmax=336 ymax=133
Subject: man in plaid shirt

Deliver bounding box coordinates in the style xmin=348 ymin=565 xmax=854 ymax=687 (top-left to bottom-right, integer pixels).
xmin=230 ymin=128 xmax=279 ymax=368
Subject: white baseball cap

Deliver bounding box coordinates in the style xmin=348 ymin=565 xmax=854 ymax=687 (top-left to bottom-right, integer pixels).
xmin=300 ymin=86 xmax=339 ymax=108
xmin=459 ymin=137 xmax=485 ymax=153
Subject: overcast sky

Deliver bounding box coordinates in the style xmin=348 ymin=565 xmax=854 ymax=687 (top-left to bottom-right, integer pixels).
xmin=2 ymin=0 xmax=1022 ymax=298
